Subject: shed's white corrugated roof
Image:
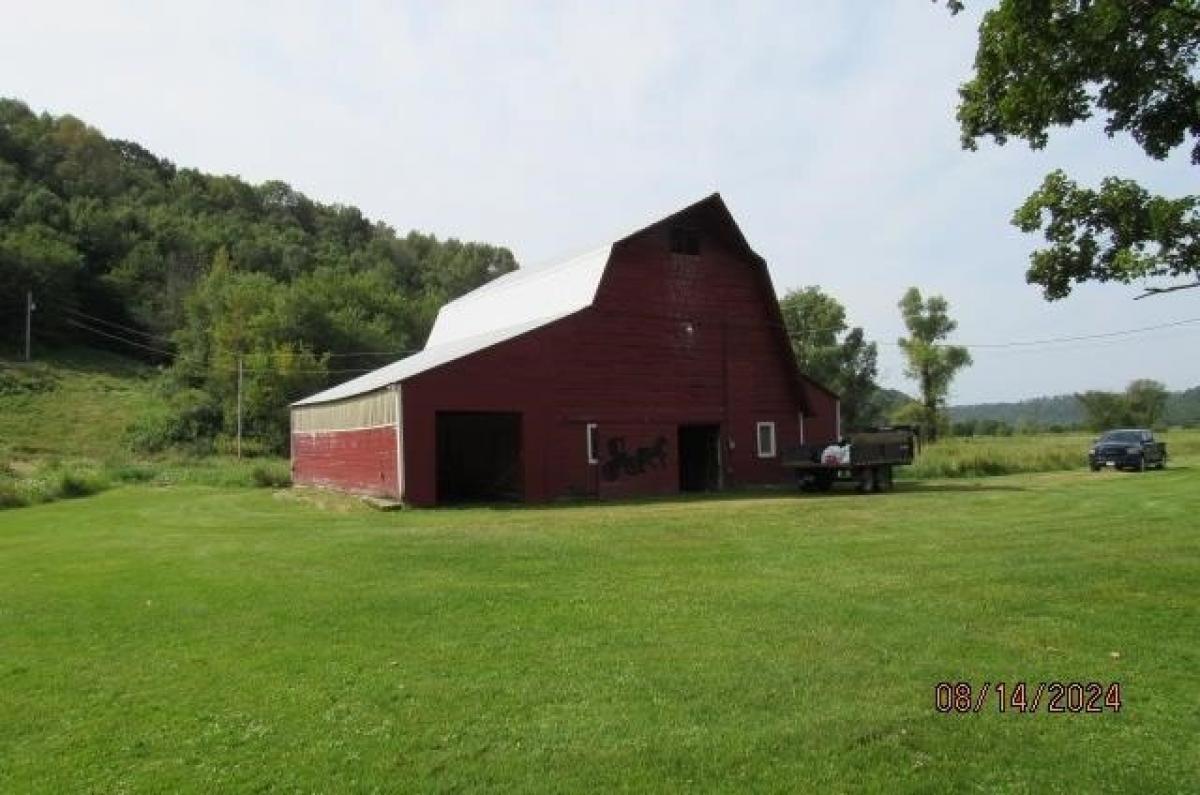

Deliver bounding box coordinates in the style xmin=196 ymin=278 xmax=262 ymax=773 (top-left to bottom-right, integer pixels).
xmin=293 ymin=244 xmax=611 ymax=406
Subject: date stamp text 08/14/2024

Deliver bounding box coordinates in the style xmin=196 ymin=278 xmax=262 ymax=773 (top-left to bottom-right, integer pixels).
xmin=934 ymin=682 xmax=1123 ymax=714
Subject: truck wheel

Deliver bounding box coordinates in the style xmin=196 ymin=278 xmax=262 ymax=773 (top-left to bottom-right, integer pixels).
xmin=879 ymin=465 xmax=894 ymax=492
xmin=1089 ymin=463 xmax=1101 ymax=472
xmin=858 ymin=467 xmax=877 ymax=493
xmin=1137 ymin=455 xmax=1146 ymax=472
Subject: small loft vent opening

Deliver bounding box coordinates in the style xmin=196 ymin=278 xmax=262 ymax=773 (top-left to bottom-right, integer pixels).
xmin=670 ymin=227 xmax=701 ymax=256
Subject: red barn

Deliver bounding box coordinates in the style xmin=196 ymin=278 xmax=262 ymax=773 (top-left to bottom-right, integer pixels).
xmin=290 ymin=194 xmax=840 ymax=505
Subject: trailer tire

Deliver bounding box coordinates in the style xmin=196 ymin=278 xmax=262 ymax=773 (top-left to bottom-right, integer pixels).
xmin=878 ymin=465 xmax=894 ymax=492
xmin=858 ymin=467 xmax=877 ymax=493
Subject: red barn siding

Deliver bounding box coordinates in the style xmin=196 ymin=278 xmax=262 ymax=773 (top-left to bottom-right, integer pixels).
xmin=395 ymin=213 xmax=838 ymax=506
xmin=292 ymin=195 xmax=840 ymax=506
xmin=292 ymin=426 xmax=397 ymax=498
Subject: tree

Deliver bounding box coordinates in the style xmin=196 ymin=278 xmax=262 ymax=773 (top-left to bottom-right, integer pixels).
xmin=779 ymin=286 xmax=883 ymax=430
xmin=778 ymin=286 xmax=846 ymax=387
xmin=835 ymin=327 xmax=882 ymax=431
xmin=1077 ymin=390 xmax=1129 ymax=430
xmin=897 ymin=287 xmax=972 ymax=441
xmin=1126 ymin=379 xmax=1169 ymax=426
xmin=0 ymin=97 xmax=519 ymax=451
xmin=1075 ymin=379 xmax=1170 ymax=430
xmin=891 ymin=400 xmax=939 ymax=438
xmin=943 ymin=1 xmax=1200 ymax=299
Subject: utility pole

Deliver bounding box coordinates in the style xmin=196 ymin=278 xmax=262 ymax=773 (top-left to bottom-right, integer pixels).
xmin=236 ymin=355 xmax=243 ymax=459
xmin=24 ymin=290 xmax=34 ymax=361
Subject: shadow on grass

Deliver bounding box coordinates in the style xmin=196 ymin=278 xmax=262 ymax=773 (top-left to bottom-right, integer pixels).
xmin=429 ymin=479 xmax=1028 ymax=512
xmin=1 ymin=347 xmax=157 ymax=379
xmin=889 ymin=480 xmax=1028 ymax=494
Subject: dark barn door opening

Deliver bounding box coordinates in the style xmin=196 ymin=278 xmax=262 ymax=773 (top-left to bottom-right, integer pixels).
xmin=436 ymin=412 xmax=523 ymax=503
xmin=678 ymin=424 xmax=720 ymax=492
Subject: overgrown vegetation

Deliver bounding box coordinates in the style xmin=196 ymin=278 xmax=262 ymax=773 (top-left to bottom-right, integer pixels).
xmin=0 ymin=457 xmax=292 ymax=510
xmin=908 ymin=428 xmax=1200 ymax=479
xmin=0 ymin=98 xmax=516 ymax=452
xmin=0 ymin=348 xmax=291 ymax=509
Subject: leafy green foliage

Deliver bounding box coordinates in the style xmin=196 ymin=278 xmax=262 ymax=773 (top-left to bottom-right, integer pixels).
xmin=0 ymin=98 xmax=517 ymax=450
xmin=1126 ymin=378 xmax=1171 ymax=426
xmin=778 ymin=286 xmax=883 ymax=430
xmin=1015 ymin=170 xmax=1200 ymax=299
xmin=945 ymin=1 xmax=1200 ymax=298
xmin=1076 ymin=378 xmax=1170 ymax=430
xmin=897 ymin=287 xmax=972 ymax=440
xmin=955 ymin=0 xmax=1200 ymax=161
xmin=778 ymin=286 xmax=845 ymax=386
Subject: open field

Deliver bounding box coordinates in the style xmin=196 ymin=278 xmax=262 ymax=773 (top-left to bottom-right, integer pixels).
xmin=2 ymin=461 xmax=1198 ymax=791
xmin=908 ymin=429 xmax=1200 ymax=479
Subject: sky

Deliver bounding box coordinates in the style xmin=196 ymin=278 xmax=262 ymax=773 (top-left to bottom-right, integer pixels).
xmin=2 ymin=0 xmax=1196 ymax=404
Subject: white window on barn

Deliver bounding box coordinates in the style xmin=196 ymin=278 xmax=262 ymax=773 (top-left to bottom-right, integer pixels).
xmin=756 ymin=421 xmax=777 ymax=458
xmin=587 ymin=423 xmax=599 ymax=464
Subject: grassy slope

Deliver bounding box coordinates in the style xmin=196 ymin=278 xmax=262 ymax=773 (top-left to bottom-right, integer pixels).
xmin=0 ymin=347 xmax=158 ymax=460
xmin=0 ymin=349 xmax=290 ymax=506
xmin=1 ymin=466 xmax=1197 ymax=792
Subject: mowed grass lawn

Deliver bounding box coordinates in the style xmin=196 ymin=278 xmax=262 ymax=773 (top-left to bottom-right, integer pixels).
xmin=1 ymin=465 xmax=1198 ymax=792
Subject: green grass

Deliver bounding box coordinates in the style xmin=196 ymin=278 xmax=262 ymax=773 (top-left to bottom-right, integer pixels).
xmin=0 ymin=347 xmax=159 ymax=460
xmin=1 ymin=464 xmax=1197 ymax=791
xmin=0 ymin=348 xmax=290 ymax=508
xmin=910 ymin=429 xmax=1200 ymax=479
xmin=0 ymin=456 xmax=291 ymax=509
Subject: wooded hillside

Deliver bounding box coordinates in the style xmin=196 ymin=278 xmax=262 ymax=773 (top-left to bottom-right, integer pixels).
xmin=950 ymin=387 xmax=1200 ymax=429
xmin=0 ymin=99 xmax=516 ymax=451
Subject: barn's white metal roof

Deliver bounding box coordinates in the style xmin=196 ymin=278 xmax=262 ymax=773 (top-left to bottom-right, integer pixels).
xmin=292 ymin=244 xmax=612 ymax=406
xmin=425 ymin=244 xmax=611 ymax=347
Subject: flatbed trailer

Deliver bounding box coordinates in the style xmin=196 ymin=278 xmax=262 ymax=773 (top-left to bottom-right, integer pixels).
xmin=781 ymin=428 xmax=918 ymax=493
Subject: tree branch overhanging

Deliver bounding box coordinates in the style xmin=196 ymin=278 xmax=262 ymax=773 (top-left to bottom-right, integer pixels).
xmin=1134 ymin=281 xmax=1200 ymax=299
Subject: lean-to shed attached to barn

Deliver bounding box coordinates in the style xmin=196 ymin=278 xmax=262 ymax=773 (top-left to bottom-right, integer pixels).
xmin=290 ymin=193 xmax=840 ymax=505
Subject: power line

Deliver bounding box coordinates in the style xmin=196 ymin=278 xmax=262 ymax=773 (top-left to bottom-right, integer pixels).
xmin=323 ymin=350 xmax=420 ymax=358
xmin=786 ymin=315 xmax=1200 ymax=349
xmin=962 ymin=325 xmax=1200 ymax=357
xmin=51 ymin=308 xmax=417 ymax=362
xmin=59 ymin=306 xmax=177 ymax=345
xmin=63 ymin=318 xmax=175 ymax=356
xmin=931 ymin=316 xmax=1200 ymax=349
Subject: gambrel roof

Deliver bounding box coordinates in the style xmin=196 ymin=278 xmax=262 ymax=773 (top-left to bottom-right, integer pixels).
xmin=293 ymin=193 xmax=820 ymax=407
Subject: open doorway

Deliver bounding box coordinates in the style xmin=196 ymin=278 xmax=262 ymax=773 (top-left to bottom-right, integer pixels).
xmin=678 ymin=424 xmax=721 ymax=492
xmin=436 ymin=412 xmax=523 ymax=503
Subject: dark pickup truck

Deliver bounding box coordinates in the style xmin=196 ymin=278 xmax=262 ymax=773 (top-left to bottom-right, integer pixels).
xmin=1088 ymin=429 xmax=1167 ymax=472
